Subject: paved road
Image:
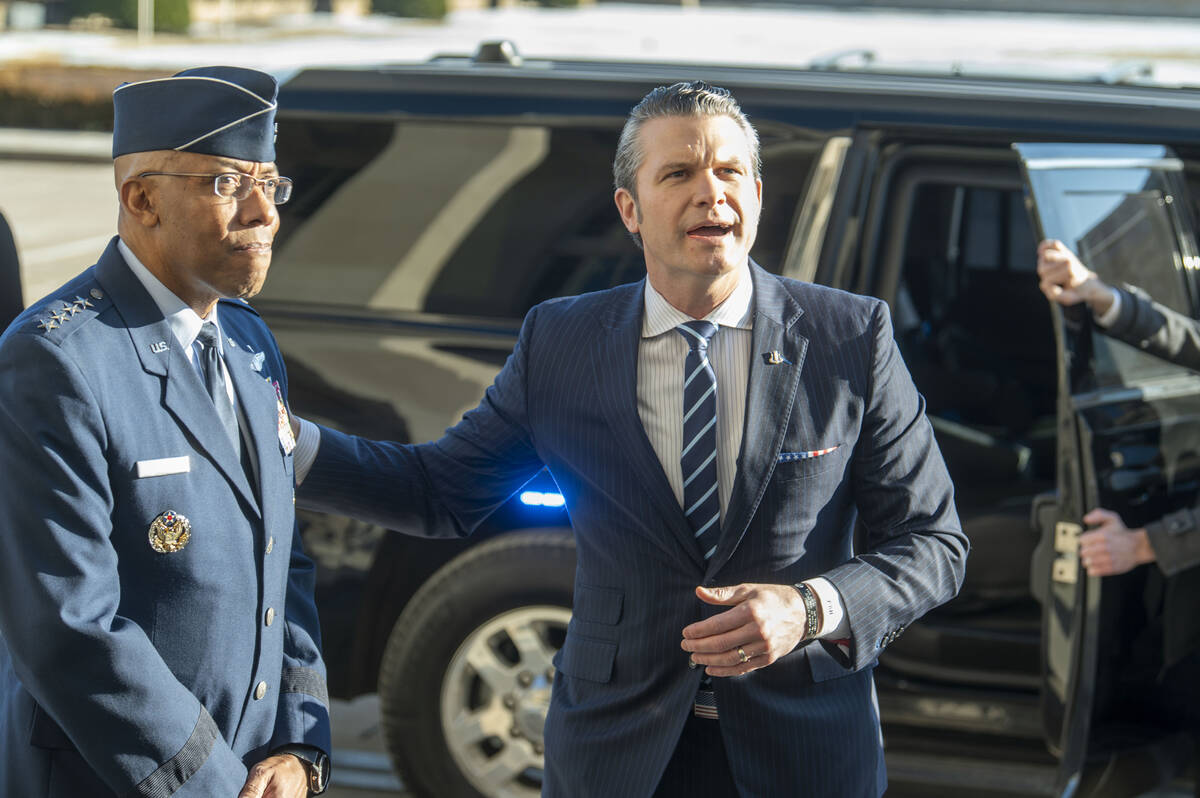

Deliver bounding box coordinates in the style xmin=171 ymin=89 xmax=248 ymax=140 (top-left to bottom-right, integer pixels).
xmin=327 ymin=695 xmax=411 ymax=797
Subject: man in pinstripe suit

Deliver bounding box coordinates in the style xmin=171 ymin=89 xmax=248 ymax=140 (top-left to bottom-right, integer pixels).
xmin=294 ymin=81 xmax=967 ymax=797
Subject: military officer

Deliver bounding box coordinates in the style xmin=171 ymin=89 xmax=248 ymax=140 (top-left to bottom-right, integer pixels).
xmin=0 ymin=67 xmax=330 ymax=797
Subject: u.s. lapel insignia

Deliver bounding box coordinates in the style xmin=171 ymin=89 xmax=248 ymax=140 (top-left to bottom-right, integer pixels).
xmin=273 ymin=379 xmax=296 ymax=455
xmin=150 ymin=341 xmax=169 ymax=354
xmin=148 ymin=510 xmax=191 ymax=553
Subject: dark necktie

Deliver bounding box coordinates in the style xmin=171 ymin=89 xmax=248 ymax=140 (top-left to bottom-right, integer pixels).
xmin=195 ymin=322 xmax=240 ymax=455
xmin=677 ymin=320 xmax=720 ymax=560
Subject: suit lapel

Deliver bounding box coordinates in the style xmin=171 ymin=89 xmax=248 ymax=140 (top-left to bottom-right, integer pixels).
xmin=707 ymin=266 xmax=806 ymax=577
xmin=94 ymin=242 xmax=260 ymax=516
xmin=224 ymin=337 xmax=283 ymax=516
xmin=593 ymin=281 xmax=703 ymax=570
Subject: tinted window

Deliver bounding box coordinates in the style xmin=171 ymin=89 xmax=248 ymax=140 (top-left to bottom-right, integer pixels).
xmin=268 ymin=118 xmax=817 ymax=319
xmin=1022 ymin=155 xmax=1200 ymax=390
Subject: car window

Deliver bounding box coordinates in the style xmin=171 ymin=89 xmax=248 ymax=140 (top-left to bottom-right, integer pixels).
xmin=268 ymin=118 xmax=818 ymax=320
xmin=1019 ymin=145 xmax=1200 ymax=392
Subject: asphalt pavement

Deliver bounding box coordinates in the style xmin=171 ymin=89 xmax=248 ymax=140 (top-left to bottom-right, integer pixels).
xmin=327 ymin=695 xmax=411 ymax=797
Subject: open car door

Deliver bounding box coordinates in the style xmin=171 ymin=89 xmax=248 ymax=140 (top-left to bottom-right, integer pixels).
xmin=1016 ymin=143 xmax=1200 ymax=797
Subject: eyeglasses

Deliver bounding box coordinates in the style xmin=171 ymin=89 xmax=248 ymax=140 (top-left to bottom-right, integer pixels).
xmin=137 ymin=171 xmax=293 ymax=205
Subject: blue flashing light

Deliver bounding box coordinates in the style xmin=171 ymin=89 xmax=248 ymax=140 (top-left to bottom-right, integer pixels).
xmin=520 ymin=490 xmax=566 ymax=508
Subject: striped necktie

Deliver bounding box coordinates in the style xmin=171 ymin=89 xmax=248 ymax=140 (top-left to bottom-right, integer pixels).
xmin=677 ymin=320 xmax=720 ymax=560
xmin=195 ymin=322 xmax=241 ymax=455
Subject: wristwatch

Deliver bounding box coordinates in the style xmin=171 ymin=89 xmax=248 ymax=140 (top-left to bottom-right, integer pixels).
xmin=274 ymin=745 xmax=331 ymax=795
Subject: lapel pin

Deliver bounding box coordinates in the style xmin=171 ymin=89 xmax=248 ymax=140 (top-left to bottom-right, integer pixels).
xmin=250 ymin=352 xmax=265 ymax=372
xmin=150 ymin=341 xmax=169 ymax=354
xmin=90 ymin=288 xmax=103 ymax=300
xmin=763 ymin=350 xmax=789 ymax=365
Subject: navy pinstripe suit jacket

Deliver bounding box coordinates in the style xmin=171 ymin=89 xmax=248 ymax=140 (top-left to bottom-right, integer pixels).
xmin=300 ymin=264 xmax=967 ymax=797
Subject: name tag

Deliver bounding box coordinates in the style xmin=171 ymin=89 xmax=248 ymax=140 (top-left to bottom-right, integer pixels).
xmin=135 ymin=456 xmax=191 ymax=478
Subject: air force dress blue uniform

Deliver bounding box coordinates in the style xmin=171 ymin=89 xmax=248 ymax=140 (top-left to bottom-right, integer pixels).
xmin=298 ymin=264 xmax=968 ymax=797
xmin=0 ymin=68 xmax=329 ymax=797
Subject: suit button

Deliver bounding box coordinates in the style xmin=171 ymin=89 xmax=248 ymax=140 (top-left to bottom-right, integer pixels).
xmin=265 ymin=536 xmax=274 ymax=555
xmin=265 ymin=607 xmax=275 ymax=626
xmin=254 ymin=681 xmax=268 ymax=700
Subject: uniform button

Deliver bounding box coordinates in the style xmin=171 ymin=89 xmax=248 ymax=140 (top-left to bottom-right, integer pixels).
xmin=265 ymin=536 xmax=274 ymax=555
xmin=265 ymin=607 xmax=275 ymax=626
xmin=254 ymin=681 xmax=268 ymax=700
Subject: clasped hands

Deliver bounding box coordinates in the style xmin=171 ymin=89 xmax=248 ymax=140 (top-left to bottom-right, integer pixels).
xmin=680 ymin=583 xmax=811 ymax=677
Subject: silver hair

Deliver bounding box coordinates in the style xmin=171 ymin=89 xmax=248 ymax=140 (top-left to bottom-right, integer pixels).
xmin=613 ymin=81 xmax=761 ymax=248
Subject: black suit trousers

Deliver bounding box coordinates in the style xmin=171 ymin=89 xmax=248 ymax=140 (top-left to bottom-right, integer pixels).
xmin=652 ymin=713 xmax=741 ymax=798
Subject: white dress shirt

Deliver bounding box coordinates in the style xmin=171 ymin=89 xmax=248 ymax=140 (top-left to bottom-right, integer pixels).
xmin=1095 ymin=286 xmax=1122 ymax=327
xmin=119 ymin=239 xmax=253 ymax=472
xmin=638 ymin=271 xmax=846 ymax=640
xmin=294 ymin=268 xmax=847 ymax=639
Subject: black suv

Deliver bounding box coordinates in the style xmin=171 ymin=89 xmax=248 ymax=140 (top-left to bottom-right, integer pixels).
xmin=253 ymin=51 xmax=1200 ymax=798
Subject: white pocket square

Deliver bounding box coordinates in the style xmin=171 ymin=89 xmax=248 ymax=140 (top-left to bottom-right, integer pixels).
xmin=135 ymin=456 xmax=191 ymax=478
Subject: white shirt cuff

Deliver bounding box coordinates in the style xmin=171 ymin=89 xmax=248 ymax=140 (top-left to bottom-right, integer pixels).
xmin=292 ymin=418 xmax=321 ymax=486
xmin=804 ymin=577 xmax=849 ymax=640
xmin=1094 ymin=287 xmax=1122 ymax=328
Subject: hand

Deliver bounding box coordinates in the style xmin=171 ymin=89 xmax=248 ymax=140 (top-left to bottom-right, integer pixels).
xmin=237 ymin=754 xmax=309 ymax=798
xmin=1037 ymin=239 xmax=1114 ymax=315
xmin=1079 ymin=508 xmax=1156 ymax=577
xmin=680 ymin=583 xmax=809 ymax=677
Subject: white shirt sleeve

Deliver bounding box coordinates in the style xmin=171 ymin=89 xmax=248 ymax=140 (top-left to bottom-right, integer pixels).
xmin=292 ymin=418 xmax=321 ymax=486
xmin=805 ymin=576 xmax=849 ymax=640
xmin=1094 ymin=287 xmax=1122 ymax=328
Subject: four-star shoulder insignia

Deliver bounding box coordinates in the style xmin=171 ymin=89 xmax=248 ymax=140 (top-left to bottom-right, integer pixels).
xmin=35 ymin=288 xmax=103 ymax=334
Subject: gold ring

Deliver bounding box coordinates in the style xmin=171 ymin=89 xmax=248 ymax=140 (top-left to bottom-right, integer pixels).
xmin=737 ymin=647 xmax=749 ymax=663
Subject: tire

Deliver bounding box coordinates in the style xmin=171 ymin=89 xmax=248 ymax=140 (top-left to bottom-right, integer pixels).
xmin=378 ymin=529 xmax=576 ymax=798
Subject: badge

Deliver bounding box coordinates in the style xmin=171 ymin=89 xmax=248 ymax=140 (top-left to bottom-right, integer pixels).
xmin=148 ymin=510 xmax=191 ymax=553
xmin=274 ymin=380 xmax=296 ymax=455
